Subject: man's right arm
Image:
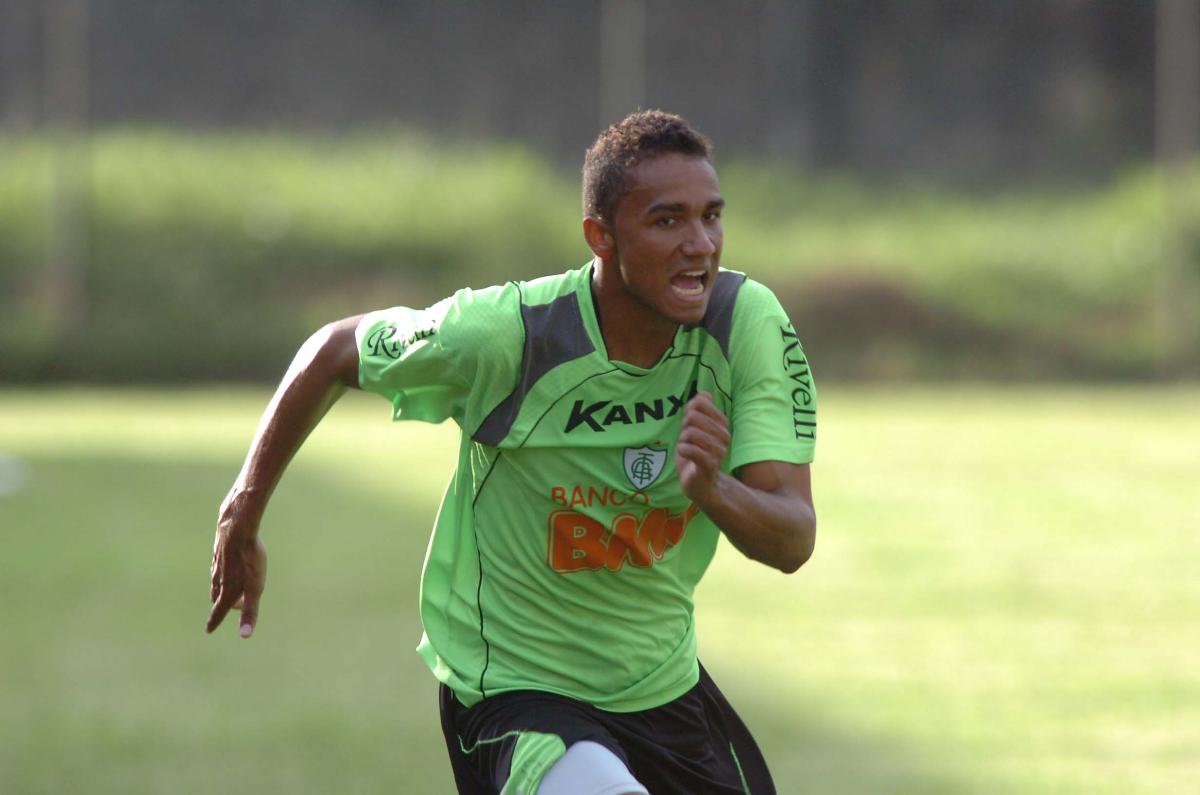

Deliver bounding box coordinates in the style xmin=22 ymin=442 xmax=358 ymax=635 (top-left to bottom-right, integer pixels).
xmin=205 ymin=315 xmax=362 ymax=638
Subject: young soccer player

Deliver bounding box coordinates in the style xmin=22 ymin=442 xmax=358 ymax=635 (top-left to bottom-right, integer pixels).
xmin=207 ymin=110 xmax=817 ymax=794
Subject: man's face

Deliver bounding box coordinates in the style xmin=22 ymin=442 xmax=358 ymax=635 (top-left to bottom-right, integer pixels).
xmin=609 ymin=153 xmax=724 ymax=326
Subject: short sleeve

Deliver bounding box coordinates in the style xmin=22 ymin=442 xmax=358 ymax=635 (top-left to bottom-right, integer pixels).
xmin=356 ymin=283 xmax=524 ymax=426
xmin=727 ymin=279 xmax=817 ymax=471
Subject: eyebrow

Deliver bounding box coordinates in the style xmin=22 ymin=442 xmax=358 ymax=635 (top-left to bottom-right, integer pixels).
xmin=644 ymin=197 xmax=726 ymax=216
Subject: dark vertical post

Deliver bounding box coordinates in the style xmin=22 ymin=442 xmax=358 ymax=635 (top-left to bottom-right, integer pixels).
xmin=1155 ymin=0 xmax=1200 ymax=375
xmin=600 ymin=0 xmax=645 ymax=128
xmin=43 ymin=0 xmax=90 ymax=360
xmin=1 ymin=0 xmax=41 ymax=130
xmin=761 ymin=0 xmax=811 ymax=163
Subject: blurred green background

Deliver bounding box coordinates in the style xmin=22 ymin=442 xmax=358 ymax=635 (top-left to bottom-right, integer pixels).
xmin=3 ymin=131 xmax=1200 ymax=382
xmin=2 ymin=2 xmax=1199 ymax=793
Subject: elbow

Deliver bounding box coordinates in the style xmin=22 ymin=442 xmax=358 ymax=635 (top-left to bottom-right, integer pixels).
xmin=777 ymin=543 xmax=813 ymax=574
xmin=778 ymin=524 xmax=816 ymax=575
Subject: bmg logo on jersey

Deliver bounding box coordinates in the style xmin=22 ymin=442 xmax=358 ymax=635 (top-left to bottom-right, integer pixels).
xmin=547 ymin=504 xmax=700 ymax=574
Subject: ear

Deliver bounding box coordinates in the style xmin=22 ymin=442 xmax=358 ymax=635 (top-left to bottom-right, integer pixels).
xmin=582 ymin=216 xmax=616 ymax=261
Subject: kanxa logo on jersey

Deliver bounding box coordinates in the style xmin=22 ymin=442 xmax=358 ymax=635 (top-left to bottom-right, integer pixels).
xmin=564 ymin=380 xmax=699 ymax=433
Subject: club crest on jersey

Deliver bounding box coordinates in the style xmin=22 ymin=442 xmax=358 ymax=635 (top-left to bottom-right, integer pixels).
xmin=623 ymin=446 xmax=667 ymax=491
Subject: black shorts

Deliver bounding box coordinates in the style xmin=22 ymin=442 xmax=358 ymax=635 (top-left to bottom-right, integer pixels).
xmin=439 ymin=663 xmax=776 ymax=794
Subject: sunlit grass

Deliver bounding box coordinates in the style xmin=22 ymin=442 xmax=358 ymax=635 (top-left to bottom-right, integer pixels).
xmin=699 ymin=385 xmax=1200 ymax=793
xmin=1 ymin=386 xmax=1196 ymax=793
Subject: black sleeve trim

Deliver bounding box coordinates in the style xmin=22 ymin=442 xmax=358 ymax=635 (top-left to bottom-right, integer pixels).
xmin=472 ymin=290 xmax=595 ymax=446
xmin=691 ymin=270 xmax=747 ymax=358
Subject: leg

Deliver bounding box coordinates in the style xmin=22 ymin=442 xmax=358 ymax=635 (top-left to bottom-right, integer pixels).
xmin=538 ymin=740 xmax=648 ymax=795
xmin=441 ymin=686 xmax=635 ymax=795
xmin=598 ymin=665 xmax=777 ymax=795
xmin=695 ymin=663 xmax=776 ymax=795
xmin=440 ymin=684 xmax=487 ymax=794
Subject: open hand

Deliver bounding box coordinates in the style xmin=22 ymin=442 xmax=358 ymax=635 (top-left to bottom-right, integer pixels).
xmin=675 ymin=391 xmax=730 ymax=504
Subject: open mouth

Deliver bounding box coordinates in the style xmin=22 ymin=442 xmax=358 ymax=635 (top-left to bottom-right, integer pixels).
xmin=670 ymin=268 xmax=709 ymax=299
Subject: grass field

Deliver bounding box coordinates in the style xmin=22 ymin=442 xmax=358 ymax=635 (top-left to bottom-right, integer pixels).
xmin=0 ymin=386 xmax=1197 ymax=794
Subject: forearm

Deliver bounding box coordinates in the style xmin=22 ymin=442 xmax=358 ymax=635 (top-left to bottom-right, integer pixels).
xmin=695 ymin=472 xmax=816 ymax=574
xmin=223 ymin=319 xmax=361 ymax=533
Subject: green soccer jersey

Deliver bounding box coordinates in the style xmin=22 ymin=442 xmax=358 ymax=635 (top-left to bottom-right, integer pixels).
xmin=356 ymin=261 xmax=816 ymax=712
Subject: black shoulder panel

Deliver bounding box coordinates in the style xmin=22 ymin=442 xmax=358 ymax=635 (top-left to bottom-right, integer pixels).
xmin=699 ymin=271 xmax=747 ymax=358
xmin=472 ymin=290 xmax=595 ymax=445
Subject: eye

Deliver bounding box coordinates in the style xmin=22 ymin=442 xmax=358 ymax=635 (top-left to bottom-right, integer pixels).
xmin=655 ymin=217 xmax=677 ymax=227
xmin=703 ymin=211 xmax=722 ymax=222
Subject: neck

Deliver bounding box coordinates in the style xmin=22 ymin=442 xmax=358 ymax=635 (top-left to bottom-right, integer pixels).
xmin=591 ymin=260 xmax=677 ymax=368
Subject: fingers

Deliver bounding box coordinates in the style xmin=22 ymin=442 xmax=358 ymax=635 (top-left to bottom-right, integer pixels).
xmin=683 ymin=392 xmax=729 ymax=434
xmin=239 ymin=540 xmax=267 ymax=638
xmin=675 ymin=392 xmax=730 ymax=503
xmin=207 ymin=535 xmax=266 ymax=638
xmin=686 ymin=390 xmax=725 ymax=420
xmin=206 ymin=583 xmax=240 ymax=634
xmin=208 ymin=532 xmax=236 ymax=632
xmin=205 ymin=581 xmax=254 ymax=635
xmin=208 ymin=546 xmax=228 ymax=630
xmin=678 ymin=424 xmax=728 ymax=461
xmin=679 ymin=392 xmax=730 ymax=462
xmin=239 ymin=557 xmax=265 ymax=639
xmin=674 ymin=441 xmax=709 ymax=473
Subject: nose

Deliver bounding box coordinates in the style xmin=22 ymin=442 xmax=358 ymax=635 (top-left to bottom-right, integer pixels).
xmin=680 ymin=219 xmax=717 ymax=257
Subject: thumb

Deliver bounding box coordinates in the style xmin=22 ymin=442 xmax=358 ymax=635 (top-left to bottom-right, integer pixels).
xmin=239 ymin=590 xmax=259 ymax=639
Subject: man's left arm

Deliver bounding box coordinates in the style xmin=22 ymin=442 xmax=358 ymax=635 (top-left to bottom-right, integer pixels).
xmin=676 ymin=392 xmax=815 ymax=573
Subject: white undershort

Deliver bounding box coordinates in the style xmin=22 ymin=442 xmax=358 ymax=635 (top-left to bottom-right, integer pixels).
xmin=535 ymin=740 xmax=649 ymax=795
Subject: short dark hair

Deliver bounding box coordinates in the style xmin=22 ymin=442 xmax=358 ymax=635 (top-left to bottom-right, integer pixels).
xmin=583 ymin=110 xmax=712 ymax=223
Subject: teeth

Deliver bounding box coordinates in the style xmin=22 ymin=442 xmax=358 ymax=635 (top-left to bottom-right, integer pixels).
xmin=672 ymin=268 xmax=707 ymax=298
xmin=673 ymin=282 xmax=704 ymax=296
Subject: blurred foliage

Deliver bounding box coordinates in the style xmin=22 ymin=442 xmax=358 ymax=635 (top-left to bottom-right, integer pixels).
xmin=2 ymin=130 xmax=1198 ymax=381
